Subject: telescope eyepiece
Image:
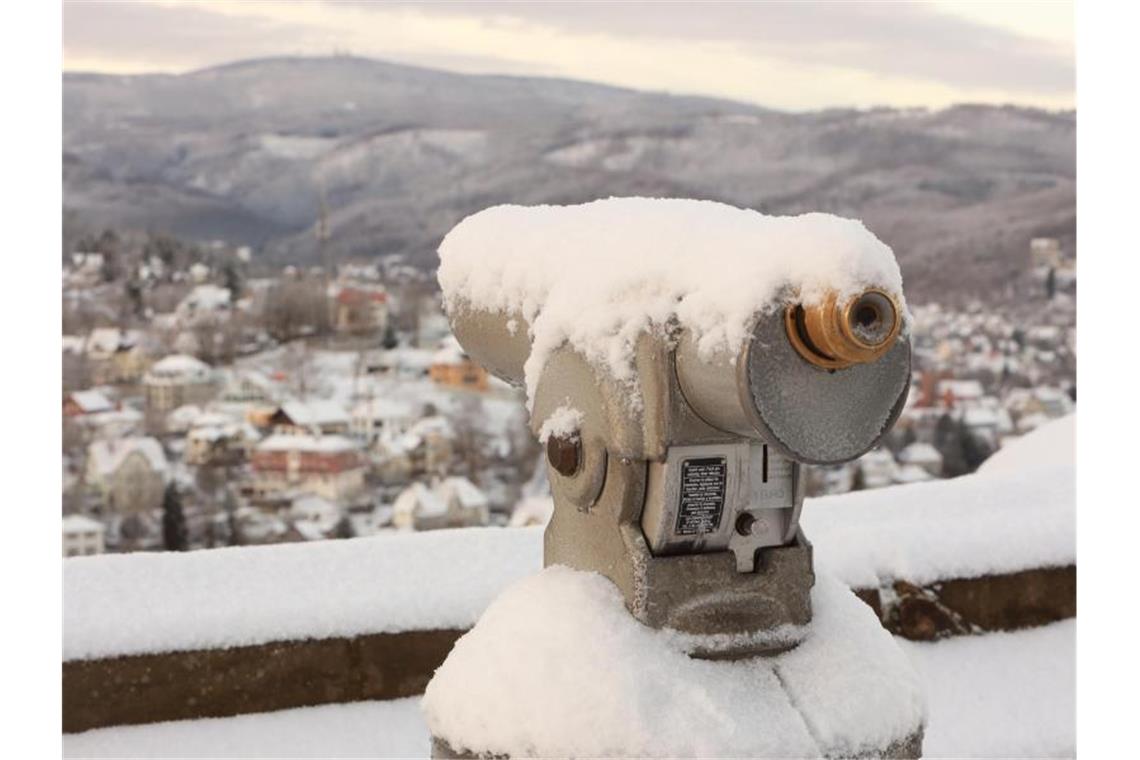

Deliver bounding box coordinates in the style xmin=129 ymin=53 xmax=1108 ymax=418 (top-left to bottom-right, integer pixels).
xmin=785 ymin=288 xmax=901 ymax=370
xmin=846 ymin=290 xmax=896 ymax=348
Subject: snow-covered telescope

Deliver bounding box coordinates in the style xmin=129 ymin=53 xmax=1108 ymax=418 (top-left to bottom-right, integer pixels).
xmin=438 ymin=198 xmax=911 ymax=654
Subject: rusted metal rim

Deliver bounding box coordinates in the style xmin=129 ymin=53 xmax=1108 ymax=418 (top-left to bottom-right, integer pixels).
xmin=784 ymin=289 xmax=902 ymax=370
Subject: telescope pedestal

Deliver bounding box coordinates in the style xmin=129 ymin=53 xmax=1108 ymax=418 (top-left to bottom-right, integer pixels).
xmin=423 ymin=568 xmax=924 ymax=759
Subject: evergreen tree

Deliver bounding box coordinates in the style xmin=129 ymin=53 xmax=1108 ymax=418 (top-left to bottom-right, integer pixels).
xmin=221 ymin=260 xmax=244 ymax=301
xmin=382 ymin=320 xmax=399 ymax=350
xmin=162 ymin=483 xmax=188 ymax=551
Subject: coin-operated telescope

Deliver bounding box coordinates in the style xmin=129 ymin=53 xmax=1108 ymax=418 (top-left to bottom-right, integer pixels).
xmin=444 ymin=214 xmax=910 ymax=658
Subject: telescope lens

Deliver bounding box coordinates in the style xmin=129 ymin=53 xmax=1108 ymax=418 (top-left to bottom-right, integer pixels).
xmin=847 ymin=291 xmax=895 ymax=347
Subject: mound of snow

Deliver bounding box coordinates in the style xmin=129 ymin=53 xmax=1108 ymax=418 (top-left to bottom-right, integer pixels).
xmin=979 ymin=413 xmax=1074 ymax=476
xmin=422 ymin=567 xmax=924 ymax=758
xmin=438 ymin=198 xmax=907 ymax=404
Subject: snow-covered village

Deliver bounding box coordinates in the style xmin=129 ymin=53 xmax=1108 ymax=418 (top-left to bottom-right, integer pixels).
xmin=45 ymin=3 xmax=1098 ymax=759
xmin=60 ymin=233 xmax=1074 ymax=558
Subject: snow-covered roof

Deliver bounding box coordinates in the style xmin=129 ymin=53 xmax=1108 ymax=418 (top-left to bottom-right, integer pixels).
xmin=180 ymin=284 xmax=231 ymax=310
xmin=351 ymin=398 xmax=417 ymax=421
xmin=938 ymin=379 xmax=985 ymax=401
xmin=963 ymin=406 xmax=1000 ymax=428
xmin=146 ymin=354 xmax=212 ymax=383
xmin=223 ymin=369 xmax=276 ymax=395
xmin=257 ymin=434 xmax=359 ymax=454
xmin=291 ymin=520 xmax=330 ymax=542
xmin=439 ymin=198 xmax=907 ymax=403
xmin=277 ymin=400 xmax=349 ymax=427
xmin=440 ymin=476 xmax=489 ymax=510
xmin=87 ymin=437 xmax=168 ymax=478
xmin=893 ymin=464 xmax=934 ymax=484
xmin=68 ymin=390 xmax=114 ymax=414
xmin=897 ymin=442 xmax=942 ymax=466
xmin=87 ymin=328 xmax=141 ymax=355
xmin=394 ymin=482 xmax=448 ymax=519
xmin=86 ymin=406 xmax=144 ymax=430
xmin=63 ymin=515 xmax=104 ymax=535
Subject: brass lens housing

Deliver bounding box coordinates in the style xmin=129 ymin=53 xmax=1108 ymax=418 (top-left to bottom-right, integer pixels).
xmin=785 ymin=289 xmax=901 ymax=370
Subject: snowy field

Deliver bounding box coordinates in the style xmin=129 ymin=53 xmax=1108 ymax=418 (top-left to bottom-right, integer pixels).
xmin=63 ymin=620 xmax=1074 ymax=759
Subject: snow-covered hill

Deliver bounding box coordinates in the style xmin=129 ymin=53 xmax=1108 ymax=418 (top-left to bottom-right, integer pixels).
xmin=63 ymin=56 xmax=1075 ymax=302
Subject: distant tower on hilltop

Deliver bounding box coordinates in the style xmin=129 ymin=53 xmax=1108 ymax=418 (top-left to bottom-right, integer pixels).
xmin=316 ymin=185 xmax=332 ymax=280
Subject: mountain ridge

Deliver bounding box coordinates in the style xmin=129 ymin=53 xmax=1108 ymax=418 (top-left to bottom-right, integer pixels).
xmin=63 ymin=55 xmax=1076 ymax=301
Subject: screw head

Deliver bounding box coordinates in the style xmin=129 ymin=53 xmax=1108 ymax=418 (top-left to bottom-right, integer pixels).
xmin=547 ymin=435 xmax=581 ymax=477
xmin=735 ymin=512 xmax=756 ymax=536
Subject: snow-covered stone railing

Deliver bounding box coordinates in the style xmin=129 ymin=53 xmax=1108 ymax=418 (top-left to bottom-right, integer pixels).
xmin=63 ymin=528 xmax=543 ymax=733
xmin=64 ymin=419 xmax=1073 ymax=733
xmin=805 ymin=415 xmax=1075 ymax=639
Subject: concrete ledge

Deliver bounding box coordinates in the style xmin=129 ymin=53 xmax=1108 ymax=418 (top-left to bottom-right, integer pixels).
xmin=63 ymin=566 xmax=1076 ymax=734
xmin=855 ymin=564 xmax=1076 ymax=640
xmin=63 ymin=629 xmax=464 ymax=734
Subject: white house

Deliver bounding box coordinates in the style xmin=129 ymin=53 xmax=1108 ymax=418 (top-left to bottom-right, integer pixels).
xmin=63 ymin=515 xmax=105 ymax=558
xmin=392 ymin=476 xmax=490 ymax=531
xmin=85 ymin=437 xmax=169 ymax=514
xmin=143 ymin=354 xmax=217 ymax=417
xmin=350 ymin=398 xmax=419 ymax=443
xmin=897 ymin=442 xmax=943 ymax=477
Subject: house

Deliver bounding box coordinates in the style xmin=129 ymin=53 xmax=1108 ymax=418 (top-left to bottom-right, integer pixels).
xmin=250 ymin=434 xmax=367 ymax=502
xmin=376 ymin=416 xmax=456 ymax=481
xmin=85 ymin=437 xmax=168 ymax=514
xmin=285 ymin=494 xmax=344 ymax=541
xmin=143 ymin=354 xmax=217 ymax=418
xmin=86 ymin=328 xmax=151 ymax=384
xmin=63 ymin=515 xmax=105 ymax=558
xmin=84 ymin=406 xmax=145 ymax=440
xmin=892 ymin=465 xmax=934 ymax=485
xmin=429 ymin=337 xmax=488 ymax=391
xmin=962 ymin=407 xmax=1002 ymax=448
xmin=218 ymin=370 xmax=278 ymax=406
xmin=366 ymin=347 xmax=435 ymax=379
xmin=232 ymin=507 xmax=289 ymax=545
xmin=897 ymin=442 xmax=943 ymax=477
xmin=332 ymin=285 xmax=389 ymax=335
xmin=268 ymin=400 xmax=351 ymax=436
xmin=185 ymin=419 xmax=257 ymax=466
xmin=937 ymin=379 xmax=985 ymax=409
xmin=64 ymin=389 xmax=115 ymax=417
xmin=350 ymin=398 xmax=419 ymax=443
xmin=392 ymin=476 xmax=490 ymax=531
xmin=176 ymin=284 xmax=232 ymax=327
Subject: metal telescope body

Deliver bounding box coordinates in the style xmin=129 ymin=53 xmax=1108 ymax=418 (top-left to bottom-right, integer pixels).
xmin=448 ymin=289 xmax=910 ymax=658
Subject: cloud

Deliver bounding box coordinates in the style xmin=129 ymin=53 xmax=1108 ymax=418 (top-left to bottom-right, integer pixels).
xmin=62 ymin=0 xmax=1073 ymax=109
xmin=361 ymin=1 xmax=1072 ymax=96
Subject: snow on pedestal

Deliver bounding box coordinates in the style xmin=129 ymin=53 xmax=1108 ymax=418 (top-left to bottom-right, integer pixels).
xmin=422 ymin=567 xmax=925 ymax=759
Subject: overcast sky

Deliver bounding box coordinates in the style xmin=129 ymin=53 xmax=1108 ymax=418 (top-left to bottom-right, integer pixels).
xmin=63 ymin=0 xmax=1073 ymax=112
